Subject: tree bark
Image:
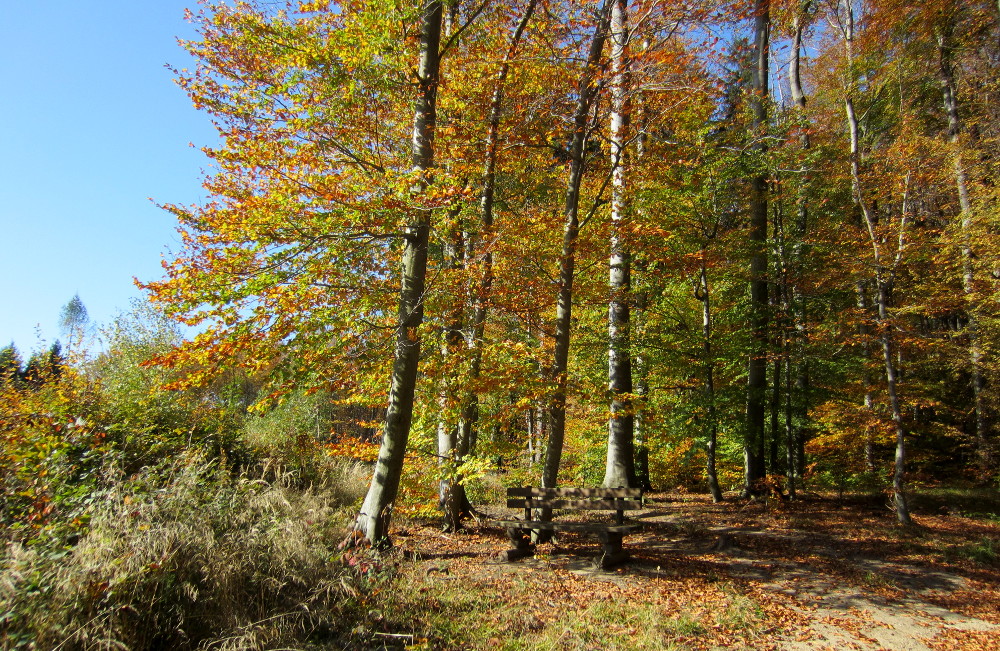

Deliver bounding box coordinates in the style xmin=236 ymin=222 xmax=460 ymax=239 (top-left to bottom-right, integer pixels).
xmin=938 ymin=18 xmax=991 ymax=478
xmin=878 ymin=276 xmax=911 ymax=525
xmin=438 ymin=203 xmax=467 ymax=532
xmin=356 ymin=0 xmax=443 ymax=546
xmin=459 ymin=0 xmax=536 ymax=457
xmin=437 ymin=0 xmax=539 ymax=532
xmin=633 ymin=336 xmax=652 ymax=490
xmin=783 ymin=330 xmax=795 ymax=498
xmin=840 ymin=0 xmax=911 ymax=524
xmin=698 ymin=259 xmax=723 ymax=502
xmin=541 ymin=0 xmax=613 ymax=513
xmin=856 ymin=279 xmax=878 ymax=474
xmin=744 ymin=0 xmax=770 ymax=497
xmin=786 ymin=1 xmax=811 ymax=498
xmin=604 ymin=0 xmax=637 ymax=489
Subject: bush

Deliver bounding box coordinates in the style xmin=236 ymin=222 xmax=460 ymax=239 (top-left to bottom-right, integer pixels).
xmin=0 ymin=363 xmax=108 ymax=546
xmin=0 ymin=455 xmax=376 ymax=650
xmin=90 ymin=307 xmax=252 ymax=475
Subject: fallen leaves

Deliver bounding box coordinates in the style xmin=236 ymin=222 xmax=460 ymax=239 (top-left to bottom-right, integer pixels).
xmin=373 ymin=491 xmax=1000 ymax=649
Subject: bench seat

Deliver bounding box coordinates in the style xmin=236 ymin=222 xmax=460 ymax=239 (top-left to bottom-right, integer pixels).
xmin=490 ymin=520 xmax=642 ymax=534
xmin=489 ymin=486 xmax=643 ymax=569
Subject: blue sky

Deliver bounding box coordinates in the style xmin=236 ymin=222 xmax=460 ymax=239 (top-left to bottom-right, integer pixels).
xmin=0 ymin=1 xmax=216 ymax=353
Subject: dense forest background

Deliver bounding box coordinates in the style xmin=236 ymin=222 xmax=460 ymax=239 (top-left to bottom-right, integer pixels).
xmin=3 ymin=0 xmax=1000 ymax=647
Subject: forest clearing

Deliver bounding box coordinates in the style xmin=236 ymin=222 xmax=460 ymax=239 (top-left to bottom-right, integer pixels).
xmin=392 ymin=490 xmax=1000 ymax=650
xmin=5 ymin=0 xmax=1000 ymax=647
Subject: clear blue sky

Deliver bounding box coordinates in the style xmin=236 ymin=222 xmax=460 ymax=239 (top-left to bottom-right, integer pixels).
xmin=0 ymin=1 xmax=216 ymax=353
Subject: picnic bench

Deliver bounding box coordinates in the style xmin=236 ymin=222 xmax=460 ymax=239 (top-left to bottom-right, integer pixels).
xmin=490 ymin=487 xmax=644 ymax=569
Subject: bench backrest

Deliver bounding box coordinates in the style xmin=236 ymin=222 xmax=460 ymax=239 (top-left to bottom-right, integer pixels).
xmin=506 ymin=487 xmax=643 ymax=523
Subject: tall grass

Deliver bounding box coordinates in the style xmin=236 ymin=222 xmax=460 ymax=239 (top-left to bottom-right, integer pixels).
xmin=0 ymin=455 xmax=374 ymax=650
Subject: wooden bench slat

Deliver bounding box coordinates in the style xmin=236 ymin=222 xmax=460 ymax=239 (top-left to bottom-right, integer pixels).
xmin=506 ymin=498 xmax=643 ymax=510
xmin=506 ymin=487 xmax=642 ymax=499
xmin=489 ymin=520 xmax=642 ymax=533
xmin=493 ymin=487 xmax=643 ymax=569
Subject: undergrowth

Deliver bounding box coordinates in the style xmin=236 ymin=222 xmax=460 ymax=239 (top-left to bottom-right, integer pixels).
xmin=0 ymin=456 xmax=377 ymax=650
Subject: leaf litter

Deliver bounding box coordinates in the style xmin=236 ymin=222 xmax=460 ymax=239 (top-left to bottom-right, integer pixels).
xmin=378 ymin=492 xmax=1000 ymax=650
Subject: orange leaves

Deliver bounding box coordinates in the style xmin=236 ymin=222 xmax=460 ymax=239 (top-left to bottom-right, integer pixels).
xmin=326 ymin=435 xmax=380 ymax=462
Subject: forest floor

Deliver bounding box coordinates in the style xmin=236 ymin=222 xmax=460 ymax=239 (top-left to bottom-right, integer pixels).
xmin=379 ymin=490 xmax=1000 ymax=650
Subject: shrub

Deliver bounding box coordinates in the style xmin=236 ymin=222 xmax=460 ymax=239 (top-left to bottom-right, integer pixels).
xmin=0 ymin=455 xmax=376 ymax=650
xmin=90 ymin=307 xmax=252 ymax=475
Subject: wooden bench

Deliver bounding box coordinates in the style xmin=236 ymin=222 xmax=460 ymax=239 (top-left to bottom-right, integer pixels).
xmin=490 ymin=487 xmax=643 ymax=569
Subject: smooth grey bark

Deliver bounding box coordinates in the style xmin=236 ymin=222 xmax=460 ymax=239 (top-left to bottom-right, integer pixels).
xmin=783 ymin=330 xmax=795 ymax=499
xmin=937 ymin=19 xmax=991 ymax=478
xmin=603 ymin=0 xmax=637 ymax=489
xmin=631 ymin=40 xmax=652 ymax=492
xmin=438 ymin=203 xmax=467 ymax=532
xmin=795 ymin=363 xmax=808 ymax=480
xmin=439 ymin=0 xmax=537 ymax=532
xmin=839 ymin=0 xmax=911 ymax=525
xmin=744 ymin=0 xmax=770 ymax=497
xmin=769 ymin=267 xmax=781 ymax=474
xmin=458 ymin=0 xmax=537 ymax=473
xmin=633 ymin=282 xmax=652 ymax=490
xmin=878 ymin=274 xmax=911 ymax=524
xmin=856 ymin=279 xmax=878 ymax=474
xmin=356 ymin=0 xmax=443 ymax=546
xmin=786 ymin=1 xmax=811 ymax=498
xmin=696 ymin=259 xmax=723 ymax=502
xmin=789 ymin=2 xmax=808 ymax=111
xmin=541 ymin=0 xmax=614 ymax=505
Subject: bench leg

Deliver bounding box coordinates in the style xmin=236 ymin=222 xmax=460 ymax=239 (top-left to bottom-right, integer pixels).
xmin=597 ymin=531 xmax=629 ymax=569
xmin=500 ymin=528 xmax=535 ymax=562
xmin=531 ymin=507 xmax=554 ymax=544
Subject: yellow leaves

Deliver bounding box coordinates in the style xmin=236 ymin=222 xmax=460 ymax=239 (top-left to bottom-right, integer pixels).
xmin=297 ymin=1 xmax=330 ymax=13
xmin=326 ymin=436 xmax=380 ymax=462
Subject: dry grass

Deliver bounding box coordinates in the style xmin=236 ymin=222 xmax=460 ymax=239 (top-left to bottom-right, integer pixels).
xmin=0 ymin=455 xmax=375 ymax=650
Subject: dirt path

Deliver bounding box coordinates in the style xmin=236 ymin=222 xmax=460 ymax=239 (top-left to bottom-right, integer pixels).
xmin=398 ymin=493 xmax=1000 ymax=650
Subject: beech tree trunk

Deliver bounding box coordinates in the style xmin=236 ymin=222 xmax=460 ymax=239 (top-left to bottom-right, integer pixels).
xmin=633 ymin=340 xmax=652 ymax=490
xmin=541 ymin=0 xmax=613 ymax=512
xmin=744 ymin=0 xmax=770 ymax=497
xmin=356 ymin=0 xmax=443 ymax=546
xmin=436 ymin=0 xmax=538 ymax=532
xmin=877 ymin=277 xmax=911 ymax=525
xmin=459 ymin=0 xmax=535 ymax=454
xmin=856 ymin=280 xmax=878 ymax=473
xmin=840 ymin=0 xmax=911 ymax=525
xmin=603 ymin=0 xmax=637 ymax=489
xmin=438 ymin=204 xmax=467 ymax=532
xmin=698 ymin=260 xmax=723 ymax=502
xmin=785 ymin=1 xmax=810 ymax=498
xmin=938 ymin=19 xmax=991 ymax=478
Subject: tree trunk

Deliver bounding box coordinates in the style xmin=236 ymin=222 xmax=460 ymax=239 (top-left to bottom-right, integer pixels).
xmin=784 ymin=332 xmax=795 ymax=498
xmin=878 ymin=278 xmax=912 ymax=525
xmin=441 ymin=0 xmax=538 ymax=531
xmin=795 ymin=362 xmax=808 ymax=481
xmin=356 ymin=0 xmax=443 ymax=546
xmin=769 ymin=283 xmax=781 ymax=474
xmin=698 ymin=260 xmax=723 ymax=502
xmin=938 ymin=20 xmax=991 ymax=478
xmin=541 ymin=0 xmax=613 ymax=527
xmin=459 ymin=0 xmax=536 ymax=458
xmin=840 ymin=0 xmax=911 ymax=524
xmin=438 ymin=205 xmax=467 ymax=532
xmin=436 ymin=0 xmax=465 ymax=533
xmin=744 ymin=0 xmax=770 ymax=497
xmin=857 ymin=280 xmax=878 ymax=474
xmin=604 ymin=0 xmax=637 ymax=489
xmin=786 ymin=1 xmax=811 ymax=498
xmin=633 ymin=341 xmax=652 ymax=490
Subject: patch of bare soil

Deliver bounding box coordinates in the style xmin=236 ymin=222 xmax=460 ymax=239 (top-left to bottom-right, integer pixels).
xmin=395 ymin=492 xmax=1000 ymax=650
